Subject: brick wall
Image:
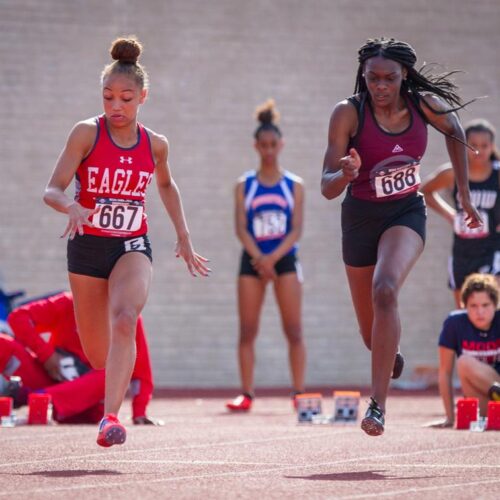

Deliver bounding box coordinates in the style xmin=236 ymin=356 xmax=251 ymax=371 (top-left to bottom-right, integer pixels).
xmin=1 ymin=0 xmax=499 ymax=388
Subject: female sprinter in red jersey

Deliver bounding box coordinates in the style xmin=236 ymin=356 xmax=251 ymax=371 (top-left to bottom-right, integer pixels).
xmin=321 ymin=38 xmax=481 ymax=436
xmin=226 ymin=100 xmax=305 ymax=411
xmin=43 ymin=37 xmax=209 ymax=447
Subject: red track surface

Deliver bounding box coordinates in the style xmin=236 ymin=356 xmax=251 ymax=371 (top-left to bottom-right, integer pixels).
xmin=0 ymin=393 xmax=499 ymax=499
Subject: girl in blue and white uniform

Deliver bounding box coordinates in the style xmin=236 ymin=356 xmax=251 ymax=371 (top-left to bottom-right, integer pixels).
xmin=226 ymin=100 xmax=305 ymax=411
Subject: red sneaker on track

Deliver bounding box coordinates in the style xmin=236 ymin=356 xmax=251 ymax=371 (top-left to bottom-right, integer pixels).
xmin=291 ymin=391 xmax=304 ymax=410
xmin=226 ymin=394 xmax=253 ymax=412
xmin=96 ymin=413 xmax=127 ymax=447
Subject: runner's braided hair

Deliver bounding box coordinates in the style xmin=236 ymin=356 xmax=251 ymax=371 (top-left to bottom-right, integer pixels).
xmin=354 ymin=38 xmax=475 ymax=147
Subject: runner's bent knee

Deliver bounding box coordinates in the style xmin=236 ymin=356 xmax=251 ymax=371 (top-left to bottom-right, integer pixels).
xmin=372 ymin=279 xmax=398 ymax=310
xmin=111 ymin=308 xmax=139 ymax=338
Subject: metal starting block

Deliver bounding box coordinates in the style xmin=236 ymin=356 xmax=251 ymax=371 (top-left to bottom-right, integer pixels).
xmin=296 ymin=393 xmax=323 ymax=423
xmin=333 ymin=391 xmax=360 ymax=422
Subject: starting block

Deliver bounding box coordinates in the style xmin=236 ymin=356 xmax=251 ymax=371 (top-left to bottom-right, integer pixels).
xmin=456 ymin=398 xmax=479 ymax=430
xmin=28 ymin=393 xmax=52 ymax=425
xmin=0 ymin=397 xmax=15 ymax=428
xmin=0 ymin=397 xmax=12 ymax=418
xmin=486 ymin=401 xmax=500 ymax=430
xmin=296 ymin=393 xmax=322 ymax=423
xmin=333 ymin=391 xmax=360 ymax=422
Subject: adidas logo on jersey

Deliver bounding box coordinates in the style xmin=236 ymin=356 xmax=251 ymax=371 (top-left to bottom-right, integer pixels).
xmin=392 ymin=145 xmax=404 ymax=153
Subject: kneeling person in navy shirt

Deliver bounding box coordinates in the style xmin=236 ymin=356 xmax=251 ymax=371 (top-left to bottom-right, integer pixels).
xmin=433 ymin=273 xmax=500 ymax=427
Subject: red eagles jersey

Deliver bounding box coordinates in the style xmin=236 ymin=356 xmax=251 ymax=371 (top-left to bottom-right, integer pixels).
xmin=75 ymin=115 xmax=156 ymax=237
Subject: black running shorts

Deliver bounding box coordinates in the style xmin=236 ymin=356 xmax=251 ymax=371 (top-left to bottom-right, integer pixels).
xmin=449 ymin=250 xmax=500 ymax=290
xmin=239 ymin=250 xmax=302 ymax=280
xmin=341 ymin=191 xmax=426 ymax=267
xmin=67 ymin=233 xmax=152 ymax=279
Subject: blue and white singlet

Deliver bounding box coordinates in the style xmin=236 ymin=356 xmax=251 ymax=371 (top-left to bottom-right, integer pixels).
xmin=243 ymin=170 xmax=299 ymax=256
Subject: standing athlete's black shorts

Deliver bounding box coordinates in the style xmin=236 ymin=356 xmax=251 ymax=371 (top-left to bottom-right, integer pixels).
xmin=67 ymin=233 xmax=153 ymax=279
xmin=341 ymin=191 xmax=426 ymax=267
xmin=239 ymin=250 xmax=303 ymax=281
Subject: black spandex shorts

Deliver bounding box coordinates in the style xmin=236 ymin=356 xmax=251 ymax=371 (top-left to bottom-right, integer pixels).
xmin=67 ymin=233 xmax=152 ymax=279
xmin=341 ymin=191 xmax=426 ymax=267
xmin=449 ymin=250 xmax=500 ymax=290
xmin=239 ymin=250 xmax=302 ymax=280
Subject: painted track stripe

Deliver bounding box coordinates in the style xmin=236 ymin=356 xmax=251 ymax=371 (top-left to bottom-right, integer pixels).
xmin=0 ymin=442 xmax=498 ymax=496
xmin=339 ymin=478 xmax=500 ymax=499
xmin=0 ymin=430 xmax=347 ymax=468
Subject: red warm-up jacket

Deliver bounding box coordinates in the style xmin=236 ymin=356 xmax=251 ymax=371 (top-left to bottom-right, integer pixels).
xmin=6 ymin=292 xmax=154 ymax=418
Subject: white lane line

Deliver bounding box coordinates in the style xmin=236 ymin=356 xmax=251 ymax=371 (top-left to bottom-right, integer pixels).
xmin=0 ymin=431 xmax=81 ymax=442
xmin=89 ymin=459 xmax=500 ymax=470
xmin=0 ymin=430 xmax=345 ymax=468
xmin=0 ymin=442 xmax=498 ymax=496
xmin=88 ymin=459 xmax=500 ymax=469
xmin=379 ymin=463 xmax=500 ymax=469
xmin=338 ymin=478 xmax=500 ymax=499
xmin=89 ymin=459 xmax=286 ymax=466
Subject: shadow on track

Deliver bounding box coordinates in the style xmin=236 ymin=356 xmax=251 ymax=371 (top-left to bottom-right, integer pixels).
xmin=285 ymin=470 xmax=435 ymax=481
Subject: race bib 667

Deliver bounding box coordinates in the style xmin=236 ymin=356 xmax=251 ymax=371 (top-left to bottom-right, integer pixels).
xmin=92 ymin=198 xmax=144 ymax=232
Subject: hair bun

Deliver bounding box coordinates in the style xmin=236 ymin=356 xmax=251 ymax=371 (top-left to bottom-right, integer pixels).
xmin=110 ymin=36 xmax=142 ymax=64
xmin=255 ymin=98 xmax=280 ymax=125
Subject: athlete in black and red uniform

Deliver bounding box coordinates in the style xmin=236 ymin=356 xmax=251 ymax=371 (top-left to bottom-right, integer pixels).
xmin=321 ymin=38 xmax=481 ymax=436
xmin=43 ymin=37 xmax=209 ymax=447
xmin=1 ymin=292 xmax=156 ymax=424
xmin=422 ymin=119 xmax=500 ymax=307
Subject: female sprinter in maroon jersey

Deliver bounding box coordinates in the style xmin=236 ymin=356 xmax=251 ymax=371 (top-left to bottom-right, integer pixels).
xmin=321 ymin=38 xmax=481 ymax=436
xmin=44 ymin=37 xmax=209 ymax=447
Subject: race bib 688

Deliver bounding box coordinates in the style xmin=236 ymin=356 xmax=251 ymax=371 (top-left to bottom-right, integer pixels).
xmin=373 ymin=163 xmax=420 ymax=198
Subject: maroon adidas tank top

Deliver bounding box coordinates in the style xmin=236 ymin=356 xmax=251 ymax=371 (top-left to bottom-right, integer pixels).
xmin=348 ymin=94 xmax=427 ymax=202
